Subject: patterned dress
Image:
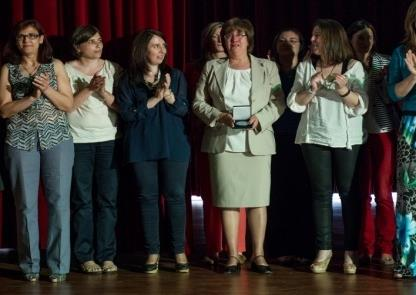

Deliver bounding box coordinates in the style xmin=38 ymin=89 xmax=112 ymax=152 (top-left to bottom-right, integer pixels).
xmin=388 ymin=45 xmax=416 ymax=278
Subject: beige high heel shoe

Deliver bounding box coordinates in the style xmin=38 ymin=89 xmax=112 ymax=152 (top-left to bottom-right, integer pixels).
xmin=310 ymin=254 xmax=332 ymax=273
xmin=343 ymin=252 xmax=357 ymax=274
xmin=343 ymin=262 xmax=357 ymax=274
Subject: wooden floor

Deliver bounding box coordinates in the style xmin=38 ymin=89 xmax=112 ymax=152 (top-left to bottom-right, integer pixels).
xmin=1 ymin=258 xmax=415 ymax=295
xmin=0 ymin=197 xmax=415 ymax=295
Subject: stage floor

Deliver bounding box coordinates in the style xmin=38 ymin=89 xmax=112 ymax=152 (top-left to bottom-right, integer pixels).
xmin=1 ymin=195 xmax=414 ymax=294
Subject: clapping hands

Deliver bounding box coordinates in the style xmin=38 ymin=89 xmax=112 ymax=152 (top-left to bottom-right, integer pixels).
xmin=155 ymin=73 xmax=175 ymax=104
xmin=405 ymin=49 xmax=416 ymax=76
xmin=88 ymin=74 xmax=106 ymax=92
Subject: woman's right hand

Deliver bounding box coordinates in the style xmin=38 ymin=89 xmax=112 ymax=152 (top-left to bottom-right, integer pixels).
xmin=31 ymin=87 xmax=41 ymax=101
xmin=88 ymin=74 xmax=105 ymax=92
xmin=146 ymin=88 xmax=164 ymax=108
xmin=218 ymin=112 xmax=234 ymax=127
xmin=309 ymin=71 xmax=323 ymax=92
xmin=405 ymin=49 xmax=416 ymax=76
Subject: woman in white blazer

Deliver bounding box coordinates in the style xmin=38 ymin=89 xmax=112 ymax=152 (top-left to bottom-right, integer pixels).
xmin=193 ymin=17 xmax=285 ymax=274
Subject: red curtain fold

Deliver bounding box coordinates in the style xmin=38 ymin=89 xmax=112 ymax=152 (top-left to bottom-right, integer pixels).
xmin=33 ymin=0 xmax=60 ymax=35
xmin=73 ymin=0 xmax=90 ymax=26
xmin=11 ymin=0 xmax=24 ymax=24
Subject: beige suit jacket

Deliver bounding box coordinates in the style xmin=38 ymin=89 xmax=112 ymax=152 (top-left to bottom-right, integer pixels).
xmin=192 ymin=55 xmax=285 ymax=155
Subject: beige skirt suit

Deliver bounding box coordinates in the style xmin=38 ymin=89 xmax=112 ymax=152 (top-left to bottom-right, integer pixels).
xmin=192 ymin=55 xmax=285 ymax=208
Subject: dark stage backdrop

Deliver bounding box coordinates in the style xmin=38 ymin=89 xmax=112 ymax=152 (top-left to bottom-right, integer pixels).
xmin=0 ymin=0 xmax=412 ymax=250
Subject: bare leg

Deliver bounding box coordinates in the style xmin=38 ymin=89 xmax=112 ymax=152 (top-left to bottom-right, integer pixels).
xmin=247 ymin=207 xmax=268 ymax=265
xmin=222 ymin=208 xmax=240 ymax=266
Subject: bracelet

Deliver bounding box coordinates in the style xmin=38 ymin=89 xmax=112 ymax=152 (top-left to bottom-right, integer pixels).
xmin=339 ymin=88 xmax=351 ymax=97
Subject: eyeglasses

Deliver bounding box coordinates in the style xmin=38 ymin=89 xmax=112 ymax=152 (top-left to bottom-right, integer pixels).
xmin=278 ymin=39 xmax=300 ymax=45
xmin=16 ymin=33 xmax=40 ymax=41
xmin=224 ymin=32 xmax=247 ymax=40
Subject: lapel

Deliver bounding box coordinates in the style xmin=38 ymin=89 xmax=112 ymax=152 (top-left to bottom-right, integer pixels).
xmin=250 ymin=55 xmax=264 ymax=102
xmin=213 ymin=58 xmax=228 ymax=99
xmin=211 ymin=55 xmax=266 ymax=104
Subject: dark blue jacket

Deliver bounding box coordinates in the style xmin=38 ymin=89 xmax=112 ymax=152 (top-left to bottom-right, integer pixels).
xmin=116 ymin=68 xmax=190 ymax=163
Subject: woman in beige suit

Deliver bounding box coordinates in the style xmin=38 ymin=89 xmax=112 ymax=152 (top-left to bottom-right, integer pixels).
xmin=193 ymin=17 xmax=285 ymax=274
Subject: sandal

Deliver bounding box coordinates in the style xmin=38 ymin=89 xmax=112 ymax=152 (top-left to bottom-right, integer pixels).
xmin=80 ymin=260 xmax=102 ymax=273
xmin=102 ymin=261 xmax=118 ymax=273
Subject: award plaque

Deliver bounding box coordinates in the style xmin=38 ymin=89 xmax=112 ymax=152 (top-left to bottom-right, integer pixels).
xmin=233 ymin=105 xmax=252 ymax=129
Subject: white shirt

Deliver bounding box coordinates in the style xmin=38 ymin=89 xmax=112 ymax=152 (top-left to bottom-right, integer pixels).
xmin=65 ymin=60 xmax=121 ymax=143
xmin=223 ymin=66 xmax=252 ymax=152
xmin=287 ymin=59 xmax=368 ymax=149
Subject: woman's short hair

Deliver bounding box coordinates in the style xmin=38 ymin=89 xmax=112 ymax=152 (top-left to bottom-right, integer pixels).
xmin=71 ymin=25 xmax=100 ymax=56
xmin=3 ymin=19 xmax=53 ymax=64
xmin=221 ymin=17 xmax=255 ymax=53
xmin=270 ymin=28 xmax=305 ymax=65
xmin=404 ymin=0 xmax=416 ymax=50
xmin=201 ymin=21 xmax=224 ymax=61
xmin=312 ymin=19 xmax=353 ymax=65
xmin=128 ymin=29 xmax=170 ymax=85
xmin=347 ymin=19 xmax=377 ymax=57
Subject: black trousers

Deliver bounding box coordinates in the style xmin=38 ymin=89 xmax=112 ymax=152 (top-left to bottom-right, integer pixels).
xmin=132 ymin=160 xmax=188 ymax=255
xmin=267 ymin=133 xmax=314 ymax=259
xmin=301 ymin=143 xmax=361 ymax=251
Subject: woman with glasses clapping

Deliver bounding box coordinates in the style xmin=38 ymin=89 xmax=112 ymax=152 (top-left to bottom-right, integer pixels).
xmin=0 ymin=19 xmax=74 ymax=283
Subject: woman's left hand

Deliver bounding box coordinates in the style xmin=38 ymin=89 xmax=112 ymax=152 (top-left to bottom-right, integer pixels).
xmin=333 ymin=74 xmax=349 ymax=95
xmin=32 ymin=73 xmax=50 ymax=92
xmin=249 ymin=115 xmax=259 ymax=130
xmin=163 ymin=73 xmax=175 ymax=104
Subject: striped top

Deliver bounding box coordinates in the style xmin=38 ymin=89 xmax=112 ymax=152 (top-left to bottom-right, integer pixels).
xmin=364 ymin=53 xmax=393 ymax=134
xmin=6 ymin=62 xmax=72 ymax=151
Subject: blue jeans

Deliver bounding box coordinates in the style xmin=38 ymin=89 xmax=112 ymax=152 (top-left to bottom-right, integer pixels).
xmin=132 ymin=160 xmax=188 ymax=255
xmin=71 ymin=140 xmax=119 ymax=263
xmin=5 ymin=139 xmax=74 ymax=275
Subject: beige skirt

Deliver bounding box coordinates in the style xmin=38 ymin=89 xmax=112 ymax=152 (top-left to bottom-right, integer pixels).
xmin=208 ymin=152 xmax=271 ymax=208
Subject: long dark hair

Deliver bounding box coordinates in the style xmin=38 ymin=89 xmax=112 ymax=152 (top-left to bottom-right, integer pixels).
xmin=3 ymin=19 xmax=53 ymax=64
xmin=347 ymin=19 xmax=377 ymax=58
xmin=128 ymin=29 xmax=171 ymax=87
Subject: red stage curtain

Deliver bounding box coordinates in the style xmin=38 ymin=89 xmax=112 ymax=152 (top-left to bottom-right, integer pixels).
xmin=0 ymin=0 xmax=412 ymax=251
xmin=0 ymin=0 xmax=187 ymax=250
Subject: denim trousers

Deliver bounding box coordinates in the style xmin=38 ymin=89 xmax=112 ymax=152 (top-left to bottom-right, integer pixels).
xmin=301 ymin=143 xmax=361 ymax=251
xmin=5 ymin=139 xmax=74 ymax=275
xmin=132 ymin=160 xmax=188 ymax=255
xmin=71 ymin=140 xmax=118 ymax=263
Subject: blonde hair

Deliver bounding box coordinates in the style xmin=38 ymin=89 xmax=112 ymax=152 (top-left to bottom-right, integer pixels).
xmin=201 ymin=22 xmax=224 ymax=61
xmin=404 ymin=0 xmax=416 ymax=50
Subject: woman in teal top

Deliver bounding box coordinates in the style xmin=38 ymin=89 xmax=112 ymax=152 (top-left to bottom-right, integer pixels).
xmin=387 ymin=0 xmax=416 ymax=279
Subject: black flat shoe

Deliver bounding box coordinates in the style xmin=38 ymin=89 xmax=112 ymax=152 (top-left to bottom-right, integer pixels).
xmin=224 ymin=264 xmax=241 ymax=274
xmin=224 ymin=255 xmax=241 ymax=274
xmin=251 ymin=255 xmax=272 ymax=274
xmin=175 ymin=262 xmax=190 ymax=273
xmin=251 ymin=262 xmax=272 ymax=274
